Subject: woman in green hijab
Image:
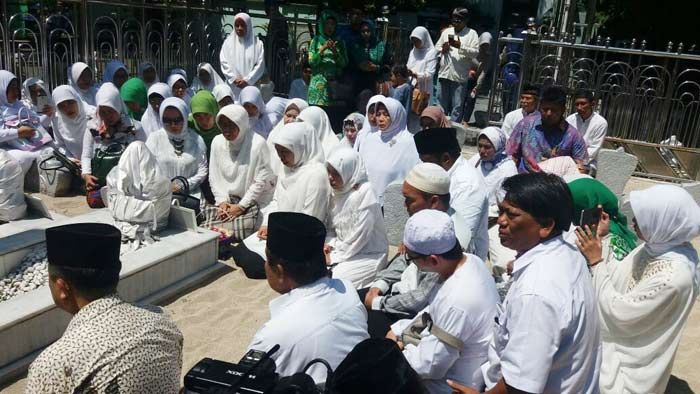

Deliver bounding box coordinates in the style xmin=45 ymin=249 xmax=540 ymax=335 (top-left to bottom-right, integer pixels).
xmin=307 ymin=10 xmax=348 ymax=106
xmin=568 ymin=177 xmax=637 ymax=262
xmin=120 ymin=77 xmax=148 ymax=120
xmin=188 ymin=90 xmax=221 ymax=155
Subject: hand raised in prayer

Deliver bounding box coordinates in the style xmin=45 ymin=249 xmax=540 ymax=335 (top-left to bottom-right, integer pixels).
xmin=257 ymin=226 xmax=268 ymax=240
xmin=446 ymin=380 xmax=479 ymax=394
xmin=17 ymin=125 xmax=36 ymax=139
xmin=363 ymin=287 xmax=382 ymax=309
xmin=575 ymin=224 xmax=603 ymax=267
xmin=83 ymin=174 xmax=99 ymax=191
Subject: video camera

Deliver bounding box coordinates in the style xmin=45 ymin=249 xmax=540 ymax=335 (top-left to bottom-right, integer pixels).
xmin=183 ymin=345 xmax=332 ymax=394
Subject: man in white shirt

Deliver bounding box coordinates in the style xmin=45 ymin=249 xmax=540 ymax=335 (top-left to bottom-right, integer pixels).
xmin=414 ymin=127 xmax=489 ymax=260
xmin=500 ymin=83 xmax=539 ymax=137
xmin=448 ymin=172 xmax=601 ymax=394
xmin=435 ymin=7 xmax=479 ymax=123
xmin=248 ymin=212 xmax=369 ymax=383
xmin=387 ymin=209 xmax=499 ymax=394
xmin=566 ymin=89 xmax=608 ymax=172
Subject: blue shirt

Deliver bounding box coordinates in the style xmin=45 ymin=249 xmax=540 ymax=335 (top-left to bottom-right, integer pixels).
xmin=392 ymin=83 xmax=412 ymax=112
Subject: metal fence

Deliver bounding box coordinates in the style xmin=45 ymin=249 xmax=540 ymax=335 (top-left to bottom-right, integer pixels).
xmin=488 ymin=33 xmax=700 ymax=148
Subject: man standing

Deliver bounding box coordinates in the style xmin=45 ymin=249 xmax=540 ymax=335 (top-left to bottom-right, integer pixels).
xmin=388 ymin=209 xmax=499 ymax=393
xmin=506 ymin=85 xmax=588 ymax=173
xmin=448 ymin=173 xmax=601 ymax=394
xmin=566 ymin=89 xmax=608 ymax=173
xmin=435 ymin=8 xmax=479 ymax=123
xmin=337 ymin=8 xmax=365 ymax=52
xmin=500 ymin=83 xmax=539 ymax=138
xmin=414 ymin=127 xmax=489 ymax=260
xmin=26 ymin=223 xmax=183 ymax=393
xmin=248 ymin=212 xmax=369 ymax=383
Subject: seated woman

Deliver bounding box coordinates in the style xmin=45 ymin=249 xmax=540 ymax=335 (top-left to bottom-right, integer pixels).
xmin=0 ymin=70 xmax=54 ymax=175
xmin=52 ymin=85 xmax=94 ymax=161
xmin=69 ymin=62 xmax=97 ymax=106
xmin=354 ymin=95 xmax=383 ymax=151
xmin=104 ymin=141 xmax=172 ymax=247
xmin=102 ymin=60 xmax=129 ymax=89
xmin=206 ymin=104 xmax=275 ymax=241
xmin=325 ymin=147 xmax=388 ymax=288
xmin=266 ymin=98 xmax=309 ymax=176
xmin=120 ymin=78 xmax=148 ymax=121
xmin=145 ymin=97 xmax=208 ymax=204
xmin=22 ymin=78 xmax=55 ymax=130
xmin=419 ymin=106 xmax=450 ymax=129
xmin=81 ymin=83 xmax=147 ymax=192
xmin=140 ymin=82 xmax=171 ymax=136
xmin=212 ymin=83 xmax=235 ymax=108
xmin=188 ymin=90 xmax=221 ymax=155
xmin=357 ymin=97 xmax=420 ymax=204
xmin=297 ymin=106 xmax=340 ymax=159
xmin=0 ymin=150 xmax=27 ymax=222
xmin=340 ymin=112 xmax=364 ymax=148
xmin=239 ymin=86 xmax=274 ymax=139
xmin=167 ymin=73 xmax=193 ymax=105
xmin=576 ymin=185 xmax=699 ymax=394
xmin=234 ymin=122 xmax=331 ymax=279
xmin=192 ymin=62 xmax=226 ymax=92
xmin=138 ymin=62 xmax=159 ymax=87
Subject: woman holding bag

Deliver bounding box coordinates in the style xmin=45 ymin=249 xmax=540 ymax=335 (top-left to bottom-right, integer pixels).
xmin=406 ymin=27 xmax=438 ymax=117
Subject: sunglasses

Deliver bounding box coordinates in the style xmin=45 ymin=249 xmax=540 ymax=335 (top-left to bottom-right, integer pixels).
xmin=163 ymin=117 xmax=184 ymax=125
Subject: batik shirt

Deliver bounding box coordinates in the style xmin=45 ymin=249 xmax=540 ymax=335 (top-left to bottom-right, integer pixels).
xmin=26 ymin=294 xmax=183 ymax=394
xmin=506 ymin=112 xmax=588 ymax=173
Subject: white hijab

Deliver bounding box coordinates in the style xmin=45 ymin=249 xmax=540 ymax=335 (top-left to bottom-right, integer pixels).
xmin=167 ymin=73 xmax=192 ymax=105
xmin=326 ymin=146 xmax=369 ymax=195
xmin=95 ymin=82 xmax=125 ymax=115
xmin=192 ymin=62 xmax=226 ymax=92
xmin=265 ymin=96 xmax=289 ymax=126
xmin=68 ymin=62 xmax=97 ymax=106
xmin=158 ymin=97 xmax=190 ymax=137
xmin=216 ymin=104 xmax=250 ymax=151
xmin=102 ymin=60 xmax=128 ymax=85
xmin=212 ymin=83 xmax=235 ymax=103
xmin=407 ymin=26 xmax=437 ymax=72
xmin=266 ymin=98 xmax=310 ymax=177
xmin=221 ymin=13 xmax=260 ymax=81
xmin=298 ymin=106 xmax=340 ymax=159
xmin=630 ymin=185 xmax=700 ymax=292
xmin=356 ymin=94 xmax=384 ymax=151
xmin=239 ymin=85 xmax=273 ymax=138
xmin=21 ymin=78 xmax=51 ymax=111
xmin=0 ymin=70 xmax=23 ymax=114
xmin=138 ymin=62 xmax=159 ymax=86
xmin=140 ymin=82 xmax=171 ymax=136
xmin=52 ymin=85 xmax=93 ymax=158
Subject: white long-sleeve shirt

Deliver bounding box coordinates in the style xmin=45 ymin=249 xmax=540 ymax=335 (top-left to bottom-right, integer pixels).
xmin=501 ymin=108 xmax=537 ymax=138
xmin=435 ymin=26 xmax=479 ymax=83
xmin=392 ymin=254 xmax=498 ymax=393
xmin=566 ymin=112 xmax=608 ymax=165
xmin=145 ymin=128 xmax=208 ymax=193
xmin=446 ymin=156 xmax=489 ymax=260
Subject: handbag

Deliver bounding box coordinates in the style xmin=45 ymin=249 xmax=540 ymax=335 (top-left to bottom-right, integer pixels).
xmin=4 ymin=107 xmax=53 ymax=151
xmin=91 ymin=142 xmax=125 ymax=187
xmin=171 ymin=176 xmax=202 ymax=221
xmin=411 ymin=77 xmax=430 ymax=115
xmin=400 ymin=312 xmax=464 ymax=351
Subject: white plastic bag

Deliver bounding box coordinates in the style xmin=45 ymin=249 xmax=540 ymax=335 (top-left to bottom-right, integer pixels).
xmin=0 ymin=150 xmax=27 ymax=221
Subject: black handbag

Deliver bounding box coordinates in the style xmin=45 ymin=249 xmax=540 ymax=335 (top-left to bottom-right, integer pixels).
xmin=171 ymin=176 xmax=202 ymax=221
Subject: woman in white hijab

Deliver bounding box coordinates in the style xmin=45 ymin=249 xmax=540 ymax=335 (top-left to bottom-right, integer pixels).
xmin=297 ymin=106 xmax=340 ymax=158
xmin=0 ymin=70 xmax=54 ymax=175
xmin=21 ymin=78 xmax=55 ymax=129
xmin=68 ymin=62 xmax=97 ymax=106
xmin=191 ymin=62 xmax=226 ymax=92
xmin=340 ymin=112 xmax=364 ymax=148
xmin=239 ymin=85 xmax=274 ymax=138
xmin=219 ymin=12 xmax=265 ymax=101
xmin=52 ymin=85 xmax=95 ymax=160
xmin=325 ymin=146 xmax=388 ymax=288
xmin=576 ymin=185 xmax=700 ymax=394
xmin=357 ymin=97 xmax=420 ymax=205
xmin=145 ymin=97 xmax=208 ymax=202
xmin=102 ymin=60 xmax=129 ymax=89
xmin=467 ymin=126 xmax=517 ymax=210
xmin=406 ymin=27 xmax=438 ymax=106
xmin=212 ymin=83 xmax=235 ymax=108
xmin=138 ymin=62 xmax=159 ymax=87
xmin=207 ymin=104 xmax=275 ymax=238
xmin=167 ymin=73 xmax=193 ymax=105
xmin=354 ymin=94 xmax=383 ymax=151
xmin=81 ymin=83 xmax=147 ymax=191
xmin=140 ymin=82 xmax=171 ymax=136
xmin=266 ymin=98 xmax=309 ymax=177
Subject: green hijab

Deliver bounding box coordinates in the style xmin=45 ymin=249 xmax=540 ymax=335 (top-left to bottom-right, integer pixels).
xmin=188 ymin=90 xmax=220 ymax=153
xmin=317 ymin=10 xmax=340 ymax=42
xmin=567 ymin=177 xmax=637 ymax=260
xmin=119 ymin=78 xmax=148 ymax=119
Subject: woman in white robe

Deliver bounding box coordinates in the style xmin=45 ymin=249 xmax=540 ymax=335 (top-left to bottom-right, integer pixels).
xmin=140 ymin=82 xmax=171 ymax=136
xmin=167 ymin=73 xmax=193 ymax=106
xmin=68 ymin=62 xmax=97 ymax=106
xmin=354 ymin=94 xmax=383 ymax=152
xmin=191 ymin=62 xmax=226 ymax=93
xmin=21 ymin=78 xmax=55 ymax=129
xmin=326 ymin=147 xmax=388 ymax=288
xmin=145 ymin=97 xmax=208 ymax=203
xmin=212 ymin=83 xmax=235 ymax=108
xmin=219 ymin=12 xmax=265 ymax=101
xmin=577 ymin=185 xmax=700 ymax=394
xmin=266 ymin=98 xmax=309 ymax=177
xmin=357 ymin=97 xmax=420 ymax=205
xmin=467 ymin=127 xmax=517 ymax=213
xmin=406 ymin=26 xmax=438 ymax=108
xmin=340 ymin=112 xmax=364 ymax=148
xmin=239 ymin=86 xmax=274 ymax=139
xmin=101 ymin=60 xmax=129 ymax=89
xmin=52 ymin=85 xmax=94 ymax=160
xmin=297 ymin=106 xmax=340 ymax=159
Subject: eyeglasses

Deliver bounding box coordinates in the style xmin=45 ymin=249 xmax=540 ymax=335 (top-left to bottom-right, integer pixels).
xmin=405 ymin=253 xmax=423 ymax=265
xmin=163 ymin=117 xmax=184 ymax=125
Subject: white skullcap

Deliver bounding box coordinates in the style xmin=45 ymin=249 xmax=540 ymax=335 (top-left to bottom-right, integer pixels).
xmin=403 ymin=209 xmax=457 ymax=255
xmin=405 ymin=163 xmax=450 ymax=195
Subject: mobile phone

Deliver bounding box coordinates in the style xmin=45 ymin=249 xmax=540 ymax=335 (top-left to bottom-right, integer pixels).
xmin=36 ymin=95 xmax=49 ymax=109
xmin=579 ymin=207 xmax=603 ymax=229
xmin=448 ymin=34 xmax=455 ymax=41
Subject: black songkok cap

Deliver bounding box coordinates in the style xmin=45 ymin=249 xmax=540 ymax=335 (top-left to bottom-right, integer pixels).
xmin=413 ymin=127 xmax=460 ymax=156
xmin=267 ymin=212 xmax=326 ymax=263
xmin=46 ymin=223 xmax=122 ymax=273
xmin=330 ymin=338 xmax=425 ymax=394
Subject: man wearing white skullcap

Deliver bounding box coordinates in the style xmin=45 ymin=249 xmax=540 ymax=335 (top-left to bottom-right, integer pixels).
xmin=387 ymin=209 xmax=498 ymax=393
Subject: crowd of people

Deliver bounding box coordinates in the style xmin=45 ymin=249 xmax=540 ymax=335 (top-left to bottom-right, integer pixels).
xmin=1 ymin=6 xmax=699 ymax=394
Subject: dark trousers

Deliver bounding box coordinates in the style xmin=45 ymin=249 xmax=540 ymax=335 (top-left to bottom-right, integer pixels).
xmin=230 ymin=243 xmax=266 ymax=279
xmin=357 ymin=288 xmax=411 ymax=339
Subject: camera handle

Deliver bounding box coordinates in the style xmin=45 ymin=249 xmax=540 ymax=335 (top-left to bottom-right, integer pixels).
xmin=225 ymin=344 xmax=280 ymax=394
xmin=302 ymin=358 xmax=334 ymax=393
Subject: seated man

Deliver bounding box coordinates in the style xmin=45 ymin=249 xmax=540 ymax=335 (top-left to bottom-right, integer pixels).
xmin=360 ymin=163 xmax=451 ymax=338
xmin=248 ymin=212 xmax=369 ymax=384
xmin=26 ymin=223 xmax=183 ymax=393
xmin=506 ymin=85 xmax=588 ymax=173
xmin=566 ymin=88 xmax=608 ymax=173
xmin=388 ymin=209 xmax=499 ymax=393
